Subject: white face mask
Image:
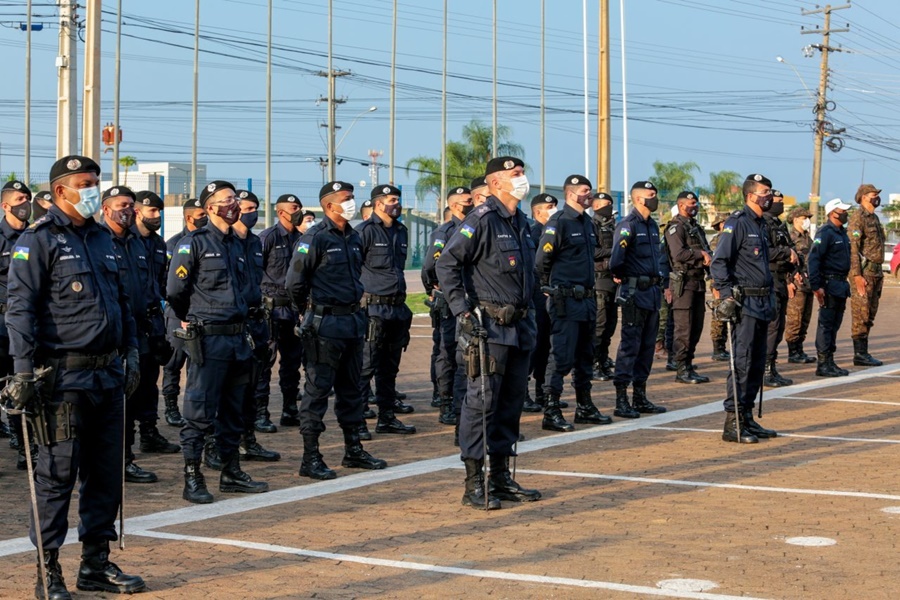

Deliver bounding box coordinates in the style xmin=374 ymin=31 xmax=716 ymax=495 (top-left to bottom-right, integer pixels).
xmin=545 ymin=206 xmax=559 ymax=219
xmin=801 ymin=217 xmax=810 ymax=231
xmin=338 ymin=199 xmax=357 ymax=220
xmin=509 ymin=175 xmax=530 ymax=201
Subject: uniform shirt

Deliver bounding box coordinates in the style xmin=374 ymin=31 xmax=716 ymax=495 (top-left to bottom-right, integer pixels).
xmin=665 ymin=214 xmax=709 ymax=292
xmin=258 ymin=221 xmax=301 ymax=321
xmin=421 ymin=216 xmax=460 ymax=292
xmin=610 ymin=208 xmax=662 ymax=311
xmin=763 ymin=213 xmax=796 ymax=296
xmin=100 ymin=222 xmax=154 ymax=346
xmin=535 ymin=203 xmax=596 ymax=322
xmin=710 ymin=205 xmax=774 ymax=321
xmin=435 ymin=195 xmax=537 ymax=348
xmin=0 ymin=217 xmax=26 ymax=342
xmin=241 ymin=231 xmax=268 ymax=346
xmin=285 ymin=215 xmax=366 ymax=340
xmin=7 ymin=205 xmax=138 ymax=382
xmin=140 ymin=230 xmax=168 ymax=303
xmin=591 ymin=213 xmax=616 ymax=293
xmin=848 ymin=208 xmax=885 ymax=275
xmin=530 ymin=220 xmax=547 ymax=310
xmin=164 ymin=228 xmax=189 ymax=324
xmin=356 ymin=213 xmax=410 ymax=321
xmin=807 ymin=220 xmax=851 ymax=298
xmin=790 ymin=226 xmax=813 ymax=293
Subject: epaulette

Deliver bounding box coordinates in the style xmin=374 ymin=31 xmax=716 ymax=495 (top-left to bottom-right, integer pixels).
xmin=730 ymin=210 xmax=743 ymax=218
xmin=28 ymin=214 xmax=52 ymax=230
xmin=472 ymin=203 xmax=496 ymax=220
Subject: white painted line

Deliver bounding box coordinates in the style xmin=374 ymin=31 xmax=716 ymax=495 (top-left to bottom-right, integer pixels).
xmin=649 ymin=426 xmax=900 ymax=444
xmin=880 ymin=507 xmax=900 ymax=514
xmin=511 ymin=468 xmax=900 ymax=501
xmin=782 ymin=397 xmax=900 ymax=406
xmin=784 ymin=536 xmax=836 ymax=547
xmin=133 ymin=529 xmax=770 ymax=600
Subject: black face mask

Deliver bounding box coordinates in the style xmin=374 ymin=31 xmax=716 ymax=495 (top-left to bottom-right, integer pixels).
xmin=142 ymin=216 xmax=162 ymax=231
xmin=595 ymin=205 xmax=614 ymax=219
xmin=386 ymin=204 xmax=403 ymax=219
xmin=288 ymin=210 xmax=303 ymax=226
xmin=836 ymin=211 xmax=849 ymax=225
xmin=871 ymin=196 xmax=882 ymax=208
xmin=239 ymin=212 xmax=259 ymax=229
xmin=686 ymin=205 xmax=699 ymax=218
xmin=768 ymin=202 xmax=784 ymax=217
xmin=192 ymin=216 xmax=208 ymax=229
xmin=9 ymin=202 xmax=32 ymax=222
xmin=32 ymin=201 xmax=47 ymax=221
xmin=459 ymin=204 xmax=474 ymax=216
xmin=642 ymin=196 xmax=659 ymax=212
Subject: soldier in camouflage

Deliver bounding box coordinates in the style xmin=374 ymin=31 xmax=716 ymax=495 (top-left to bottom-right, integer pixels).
xmin=784 ymin=206 xmax=816 ymax=364
xmin=848 ymin=183 xmax=885 ymax=367
xmin=707 ymin=216 xmax=729 ymax=362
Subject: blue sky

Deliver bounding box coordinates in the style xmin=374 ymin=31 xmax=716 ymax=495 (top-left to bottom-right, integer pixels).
xmin=1 ymin=0 xmax=899 ymax=208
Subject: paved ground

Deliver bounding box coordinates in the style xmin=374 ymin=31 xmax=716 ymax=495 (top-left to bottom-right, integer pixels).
xmin=1 ymin=282 xmax=899 ymax=599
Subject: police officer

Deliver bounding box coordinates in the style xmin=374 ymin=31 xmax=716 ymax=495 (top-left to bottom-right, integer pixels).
xmin=299 ymin=210 xmax=316 ymax=233
xmin=31 ymin=190 xmax=54 ymax=221
xmin=357 ymin=184 xmax=416 ymax=436
xmin=762 ymin=190 xmax=799 ymax=387
xmin=809 ymin=198 xmax=853 ymax=377
xmin=436 ymin=156 xmax=542 ymax=510
xmin=161 ymin=198 xmax=207 ymax=428
xmin=591 ymin=191 xmax=617 ymax=381
xmin=656 ymin=204 xmax=680 ymax=371
xmin=167 ymin=180 xmax=269 ymax=504
xmin=609 ymin=181 xmax=668 ymax=418
xmin=537 ymin=175 xmax=610 ymax=432
xmin=784 ymin=206 xmax=816 ymax=364
xmin=6 ymin=155 xmax=146 ymax=596
xmin=849 ymin=183 xmax=886 ymax=367
xmin=422 ymin=186 xmax=473 ymax=426
xmin=707 ymin=216 xmax=730 ymax=362
xmin=99 ymin=185 xmax=166 ymax=485
xmin=0 ymin=180 xmax=31 ymax=465
xmin=526 ymin=192 xmax=559 ymax=413
xmin=256 ymin=193 xmax=305 ymax=433
xmin=287 ymin=181 xmax=387 ymax=480
xmin=665 ymin=191 xmax=711 ymax=384
xmin=360 ymin=198 xmax=374 ymax=221
xmin=710 ymin=173 xmax=779 ymax=443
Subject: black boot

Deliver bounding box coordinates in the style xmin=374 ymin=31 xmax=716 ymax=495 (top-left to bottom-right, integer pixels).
xmin=573 ymin=388 xmax=611 ymax=425
xmin=665 ymin=351 xmax=677 ymax=372
xmin=139 ymin=422 xmax=181 ymax=453
xmin=488 ymin=454 xmax=541 ymax=502
xmin=687 ymin=362 xmax=710 ymax=383
xmin=254 ymin=402 xmax=277 ymax=433
xmin=240 ymin=431 xmax=281 ymax=461
xmin=675 ymin=362 xmax=698 ymax=384
xmin=438 ymin=395 xmax=457 ymax=425
xmin=341 ymin=427 xmax=388 ymax=470
xmin=280 ymin=402 xmax=301 ymax=427
xmin=764 ymin=357 xmax=792 ymax=387
xmin=521 ymin=379 xmax=542 ymax=412
xmin=125 ymin=458 xmax=158 ymax=484
xmin=828 ymin=353 xmax=849 ymax=376
xmin=815 ymin=352 xmax=842 ymax=377
xmin=853 ymin=338 xmax=883 ymax=367
xmin=392 ymin=395 xmax=415 ymax=414
xmin=183 ymin=460 xmax=214 ymax=504
xmin=75 ymin=541 xmax=146 ymax=594
xmin=163 ymin=394 xmax=186 ymax=427
xmin=593 ymin=355 xmax=613 ymax=381
xmin=721 ymin=413 xmax=758 ymax=444
xmin=787 ymin=341 xmax=809 ymax=364
xmin=542 ymin=394 xmax=574 ymax=432
xmin=220 ymin=454 xmax=269 ymax=493
xmin=632 ymin=381 xmax=666 ymax=414
xmin=376 ymin=409 xmax=416 ymax=434
xmin=203 ymin=435 xmax=224 ymax=470
xmin=710 ymin=338 xmax=730 ymax=362
xmin=462 ymin=458 xmax=500 ymax=510
xmin=613 ymin=382 xmax=639 ymax=419
xmin=741 ymin=409 xmax=778 ymax=439
xmin=430 ymin=382 xmax=440 ymax=408
xmin=357 ymin=422 xmax=373 ymax=440
xmin=35 ymin=549 xmax=71 ymax=600
xmin=795 ymin=342 xmax=815 ymax=364
xmin=299 ymin=433 xmax=336 ymax=480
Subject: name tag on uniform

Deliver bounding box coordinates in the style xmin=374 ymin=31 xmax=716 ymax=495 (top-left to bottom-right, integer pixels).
xmin=326 ymin=248 xmax=341 ymax=253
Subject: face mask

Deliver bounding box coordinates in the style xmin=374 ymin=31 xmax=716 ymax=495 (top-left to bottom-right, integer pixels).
xmin=835 ymin=211 xmax=849 ymax=225
xmin=642 ymin=196 xmax=659 ymax=212
xmin=596 ymin=205 xmax=614 ymax=219
xmin=9 ymin=202 xmax=32 ymax=222
xmin=460 ymin=204 xmax=474 ymax=216
xmin=801 ymin=217 xmax=811 ymax=231
xmin=585 ymin=208 xmax=594 ymax=218
xmin=871 ymin=196 xmax=881 ymax=208
xmin=32 ymin=201 xmax=47 ymax=221
xmin=142 ymin=216 xmax=162 ymax=231
xmin=686 ymin=205 xmax=699 ymax=218
xmin=214 ymin=203 xmax=240 ymax=226
xmin=288 ymin=210 xmax=303 ymax=226
xmin=63 ymin=185 xmax=101 ymax=218
xmin=545 ymin=206 xmax=559 ymax=219
xmin=192 ymin=216 xmax=208 ymax=229
xmin=239 ymin=212 xmax=259 ymax=229
xmin=303 ymin=219 xmax=316 ymax=231
xmin=509 ymin=175 xmax=530 ymax=201
xmin=575 ymin=193 xmax=592 ymax=209
xmin=769 ymin=202 xmax=784 ymax=217
xmin=754 ymin=193 xmax=773 ymax=212
xmin=386 ymin=203 xmax=402 ymax=219
xmin=338 ymin=199 xmax=357 ymax=220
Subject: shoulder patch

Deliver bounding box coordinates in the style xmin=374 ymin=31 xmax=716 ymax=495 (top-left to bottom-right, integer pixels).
xmin=668 ymin=226 xmax=677 ymax=235
xmin=619 ymin=228 xmax=630 ymax=237
xmin=851 ymin=231 xmax=861 ymax=237
xmin=723 ymin=226 xmax=733 ymax=234
xmin=813 ymin=238 xmax=822 ymax=245
xmin=545 ymin=226 xmax=556 ymax=236
xmin=175 ymin=264 xmax=188 ymax=279
xmin=297 ymin=242 xmax=310 ymax=254
xmin=12 ymin=246 xmax=29 ymax=260
xmin=433 ymin=238 xmax=445 ymax=249
xmin=177 ymin=244 xmax=191 ymax=255
xmin=460 ymin=224 xmax=475 ymax=239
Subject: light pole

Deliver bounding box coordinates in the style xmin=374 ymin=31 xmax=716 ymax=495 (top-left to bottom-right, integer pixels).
xmin=776 ymin=56 xmax=815 ymax=100
xmin=335 ymin=106 xmax=377 ymax=154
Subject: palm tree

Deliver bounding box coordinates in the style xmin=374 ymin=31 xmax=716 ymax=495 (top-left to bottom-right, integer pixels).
xmin=649 ymin=160 xmax=700 ymax=202
xmin=119 ymin=155 xmax=137 ymax=186
xmin=707 ymin=170 xmax=743 ymax=215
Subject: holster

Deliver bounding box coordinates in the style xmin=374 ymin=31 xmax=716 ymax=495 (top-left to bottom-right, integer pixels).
xmin=174 ymin=322 xmax=203 ymax=367
xmin=366 ymin=316 xmax=385 ymax=346
xmin=670 ymin=271 xmax=685 ymax=298
xmin=542 ymin=286 xmax=567 ymax=319
xmin=464 ymin=340 xmax=481 ymax=379
xmin=615 ymin=283 xmax=637 ymax=326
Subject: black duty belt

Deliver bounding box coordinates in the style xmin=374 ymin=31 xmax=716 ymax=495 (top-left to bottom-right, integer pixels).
xmin=740 ymin=286 xmax=770 ymax=297
xmin=556 ymin=286 xmax=593 ymax=300
xmin=247 ymin=307 xmax=267 ymax=321
xmin=480 ymin=303 xmax=528 ymax=326
xmin=311 ymin=303 xmax=361 ymax=317
xmin=363 ymin=293 xmax=407 ymax=306
xmin=264 ymin=296 xmax=293 ymax=308
xmin=823 ymin=274 xmax=847 ymax=281
xmin=200 ymin=322 xmax=246 ymax=336
xmin=57 ymin=349 xmax=119 ymax=370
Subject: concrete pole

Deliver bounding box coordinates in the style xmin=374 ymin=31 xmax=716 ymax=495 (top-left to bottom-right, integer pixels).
xmin=598 ymin=0 xmax=610 ymax=193
xmin=56 ymin=0 xmax=79 ymax=158
xmin=191 ymin=0 xmax=200 ymax=197
xmin=491 ymin=0 xmax=497 ymax=156
xmin=81 ymin=0 xmax=101 ymax=161
xmin=112 ymin=0 xmax=122 ymax=186
xmin=265 ymin=0 xmax=272 ymax=226
xmin=540 ymin=0 xmax=545 ymax=193
xmin=24 ymin=0 xmax=31 ymax=183
xmin=327 ymin=0 xmax=335 ymax=181
xmin=389 ymin=0 xmax=397 ymax=184
xmin=440 ymin=0 xmax=447 ymax=215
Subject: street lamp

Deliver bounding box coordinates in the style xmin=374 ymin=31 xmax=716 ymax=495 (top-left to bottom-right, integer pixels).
xmin=336 ymin=106 xmax=377 ymax=152
xmin=776 ymin=56 xmax=815 ymax=100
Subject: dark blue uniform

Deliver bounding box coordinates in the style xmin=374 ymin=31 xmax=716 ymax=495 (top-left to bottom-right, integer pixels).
xmin=710 ymin=206 xmax=775 ymax=413
xmin=0 ymin=216 xmax=26 ymax=461
xmin=256 ymin=222 xmax=303 ymax=424
xmin=807 ymin=221 xmax=850 ymax=356
xmin=435 ymin=197 xmax=537 ymax=460
xmin=591 ymin=212 xmax=618 ymax=372
xmin=528 ymin=220 xmax=552 ymax=401
xmin=7 ymin=205 xmax=137 ymax=551
xmin=286 ymin=216 xmax=367 ymax=435
xmin=609 ymin=208 xmax=662 ymax=385
xmin=166 ymin=224 xmax=252 ymax=463
xmin=422 ymin=217 xmax=460 ymax=411
xmin=162 ymin=228 xmax=190 ymax=403
xmin=241 ymin=231 xmax=271 ymax=433
xmin=535 ymin=204 xmax=597 ymax=397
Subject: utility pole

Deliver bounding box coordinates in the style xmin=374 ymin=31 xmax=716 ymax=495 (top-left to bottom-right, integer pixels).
xmin=368 ymin=149 xmax=383 ymax=187
xmin=491 ymin=0 xmax=497 ymax=156
xmin=540 ymin=0 xmax=545 ymax=193
xmin=597 ymin=0 xmax=610 ymax=193
xmin=56 ymin=0 xmax=78 ymax=158
xmin=191 ymin=0 xmax=199 ymax=198
xmin=317 ymin=72 xmax=349 ymax=181
xmin=112 ymin=0 xmax=122 ymax=186
xmin=801 ymin=3 xmax=849 ymax=225
xmin=440 ymin=0 xmax=447 ymax=215
xmin=389 ymin=0 xmax=397 ymax=184
xmin=24 ymin=0 xmax=32 ymax=183
xmin=265 ymin=0 xmax=272 ymax=227
xmin=81 ymin=0 xmax=101 ymax=162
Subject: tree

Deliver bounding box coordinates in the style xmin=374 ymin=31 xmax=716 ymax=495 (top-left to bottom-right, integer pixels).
xmin=405 ymin=120 xmax=524 ymax=210
xmin=649 ymin=160 xmax=700 ymax=202
xmin=706 ymin=170 xmax=743 ymax=216
xmin=4 ymin=172 xmax=39 ymax=191
xmin=119 ymin=155 xmax=137 ymax=186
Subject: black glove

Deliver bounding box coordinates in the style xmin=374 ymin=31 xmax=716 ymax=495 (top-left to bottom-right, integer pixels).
xmin=460 ymin=312 xmax=487 ymax=339
xmin=713 ymin=297 xmax=740 ymax=323
xmin=125 ymin=347 xmax=141 ymax=398
xmin=2 ymin=373 xmax=37 ymax=412
xmin=149 ymin=335 xmax=174 ymax=366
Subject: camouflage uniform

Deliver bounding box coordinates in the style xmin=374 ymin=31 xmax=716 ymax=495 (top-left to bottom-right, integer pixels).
xmin=848 ymin=203 xmax=885 ymax=365
xmin=784 ymin=215 xmax=815 ymax=362
xmin=707 ymin=229 xmax=728 ymax=360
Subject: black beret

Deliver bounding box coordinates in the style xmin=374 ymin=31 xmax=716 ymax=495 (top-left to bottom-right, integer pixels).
xmin=2 ymin=180 xmax=31 ymax=197
xmin=771 ymin=189 xmax=784 ymax=199
xmin=182 ymin=198 xmax=202 ymax=211
xmin=676 ymin=191 xmax=697 ymax=201
xmin=319 ymin=181 xmax=353 ymax=201
xmin=484 ymin=156 xmax=524 ymax=176
xmin=33 ymin=191 xmax=52 ymax=203
xmin=564 ymin=174 xmax=592 ymax=189
xmin=745 ymin=173 xmax=772 ymax=188
xmin=102 ymin=185 xmax=137 ymax=202
xmin=370 ymin=184 xmax=401 ymax=200
xmin=135 ymin=190 xmax=163 ymax=208
xmin=530 ymin=193 xmax=558 ymax=208
xmin=199 ymin=180 xmax=236 ymax=205
xmin=592 ymin=192 xmax=613 ymax=202
xmin=49 ymin=155 xmax=100 ymax=183
xmin=276 ymin=193 xmax=302 ymax=207
xmin=447 ymin=186 xmax=471 ymax=198
xmin=301 ymin=210 xmax=315 ymax=219
xmin=361 ymin=199 xmax=373 ymax=209
xmin=470 ymin=176 xmax=487 ymax=190
xmin=236 ymin=190 xmax=260 ymax=205
xmin=631 ymin=181 xmax=658 ymax=192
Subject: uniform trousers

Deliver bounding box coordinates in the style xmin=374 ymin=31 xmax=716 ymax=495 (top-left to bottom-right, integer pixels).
xmin=301 ymin=336 xmax=365 ymax=435
xmin=543 ymin=317 xmax=593 ymax=396
xmin=723 ymin=315 xmax=767 ymax=413
xmin=672 ymin=288 xmax=705 ymax=365
xmin=614 ymin=306 xmax=659 ymax=384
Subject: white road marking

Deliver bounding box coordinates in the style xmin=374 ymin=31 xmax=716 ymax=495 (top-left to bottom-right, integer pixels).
xmin=658 ymin=579 xmax=720 ymax=593
xmin=649 ymin=426 xmax=900 ymax=444
xmin=133 ymin=529 xmax=769 ymax=600
xmin=780 ymin=396 xmax=900 ymax=406
xmin=784 ymin=536 xmax=836 ymax=547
